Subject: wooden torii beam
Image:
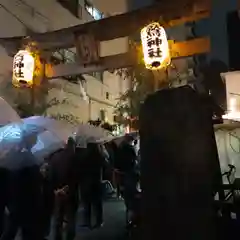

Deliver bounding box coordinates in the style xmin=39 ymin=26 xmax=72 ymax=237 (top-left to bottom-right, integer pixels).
xmin=47 ymin=37 xmax=210 ymax=79
xmin=0 ymin=0 xmax=210 ymax=51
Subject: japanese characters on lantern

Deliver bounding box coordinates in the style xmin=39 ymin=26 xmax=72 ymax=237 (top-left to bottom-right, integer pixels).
xmin=12 ymin=50 xmax=35 ymax=87
xmin=141 ymin=22 xmax=170 ymax=70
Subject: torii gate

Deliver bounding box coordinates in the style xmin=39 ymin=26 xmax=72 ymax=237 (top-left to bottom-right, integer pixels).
xmin=0 ymin=0 xmax=230 ymax=79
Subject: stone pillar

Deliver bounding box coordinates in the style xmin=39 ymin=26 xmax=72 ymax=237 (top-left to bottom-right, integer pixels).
xmin=139 ymin=86 xmax=220 ymax=240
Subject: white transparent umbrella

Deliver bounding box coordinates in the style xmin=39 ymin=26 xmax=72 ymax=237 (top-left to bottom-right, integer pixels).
xmin=31 ymin=130 xmax=65 ymax=161
xmin=22 ymin=116 xmax=74 ymax=142
xmin=0 ymin=122 xmax=46 ymax=170
xmin=75 ymin=123 xmax=113 ymax=143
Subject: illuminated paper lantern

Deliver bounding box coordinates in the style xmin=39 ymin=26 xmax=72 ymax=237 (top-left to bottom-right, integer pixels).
xmin=12 ymin=50 xmax=35 ymax=87
xmin=141 ymin=22 xmax=170 ymax=70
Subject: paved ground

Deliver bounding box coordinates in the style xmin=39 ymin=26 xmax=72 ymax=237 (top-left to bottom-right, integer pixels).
xmin=14 ymin=198 xmax=126 ymax=240
xmin=76 ymin=198 xmax=126 ymax=240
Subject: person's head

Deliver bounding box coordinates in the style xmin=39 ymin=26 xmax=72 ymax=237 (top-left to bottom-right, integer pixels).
xmin=125 ymin=135 xmax=134 ymax=145
xmin=87 ymin=142 xmax=99 ymax=151
xmin=40 ymin=162 xmax=49 ymax=178
xmin=22 ymin=134 xmax=37 ymax=150
xmin=66 ymin=137 xmax=76 ymax=152
xmin=99 ymin=143 xmax=105 ymax=151
xmin=87 ymin=142 xmax=101 ymax=159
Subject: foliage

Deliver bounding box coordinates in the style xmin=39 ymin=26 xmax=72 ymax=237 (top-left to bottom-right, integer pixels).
xmin=101 ymin=122 xmax=115 ymax=132
xmin=114 ymin=38 xmax=177 ymax=126
xmin=13 ymin=81 xmax=50 ymax=118
xmin=195 ymin=59 xmax=228 ymax=118
xmin=88 ymin=119 xmax=115 ymax=132
xmin=115 ymin=60 xmax=170 ymax=128
xmin=3 ymin=76 xmax=60 ymax=118
xmin=88 ymin=119 xmax=102 ymax=126
xmin=115 ymin=62 xmax=157 ymax=120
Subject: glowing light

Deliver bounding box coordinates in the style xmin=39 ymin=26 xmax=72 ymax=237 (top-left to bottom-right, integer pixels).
xmin=125 ymin=125 xmax=130 ymax=134
xmin=141 ymin=22 xmax=170 ymax=70
xmin=229 ymin=97 xmax=237 ymax=112
xmin=12 ymin=50 xmax=35 ymax=87
xmin=222 ymin=112 xmax=240 ymax=121
xmin=222 ymin=96 xmax=240 ymax=122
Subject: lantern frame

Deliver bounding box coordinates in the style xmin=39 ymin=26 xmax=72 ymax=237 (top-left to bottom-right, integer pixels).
xmin=141 ymin=22 xmax=170 ymax=70
xmin=12 ymin=50 xmax=35 ymax=88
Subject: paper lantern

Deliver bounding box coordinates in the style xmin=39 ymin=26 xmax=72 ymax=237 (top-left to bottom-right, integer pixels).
xmin=12 ymin=50 xmax=35 ymax=87
xmin=141 ymin=22 xmax=170 ymax=70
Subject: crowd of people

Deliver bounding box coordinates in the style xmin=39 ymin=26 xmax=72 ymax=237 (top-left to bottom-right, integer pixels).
xmin=0 ymin=133 xmax=140 ymax=240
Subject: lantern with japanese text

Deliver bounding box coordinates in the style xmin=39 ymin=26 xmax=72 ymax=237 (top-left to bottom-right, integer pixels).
xmin=12 ymin=50 xmax=35 ymax=87
xmin=12 ymin=47 xmax=44 ymax=88
xmin=141 ymin=22 xmax=170 ymax=70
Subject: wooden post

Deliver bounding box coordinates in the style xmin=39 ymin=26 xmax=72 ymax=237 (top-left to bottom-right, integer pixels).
xmin=152 ymin=71 xmax=159 ymax=91
xmin=30 ymin=55 xmax=46 ymax=116
xmin=152 ymin=69 xmax=169 ymax=91
xmin=30 ymin=83 xmax=35 ymax=114
xmin=140 ymin=86 xmax=218 ymax=240
xmin=88 ymin=98 xmax=92 ymax=120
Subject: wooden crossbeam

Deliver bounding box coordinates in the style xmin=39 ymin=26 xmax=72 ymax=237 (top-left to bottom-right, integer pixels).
xmin=47 ymin=37 xmax=210 ymax=79
xmin=169 ymin=37 xmax=210 ymax=58
xmin=0 ymin=0 xmax=210 ymax=51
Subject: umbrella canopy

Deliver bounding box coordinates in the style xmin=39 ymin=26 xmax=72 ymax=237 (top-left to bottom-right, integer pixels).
xmin=0 ymin=97 xmax=21 ymax=126
xmin=22 ymin=116 xmax=74 ymax=142
xmin=126 ymin=131 xmax=139 ymax=139
xmin=112 ymin=131 xmax=139 ymax=146
xmin=31 ymin=130 xmax=65 ymax=161
xmin=95 ymin=135 xmax=115 ymax=144
xmin=0 ymin=122 xmax=45 ymax=148
xmin=75 ymin=123 xmax=113 ymax=144
xmin=0 ymin=122 xmax=46 ymax=170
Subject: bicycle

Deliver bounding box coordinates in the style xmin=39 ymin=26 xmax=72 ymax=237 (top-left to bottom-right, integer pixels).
xmin=214 ymin=164 xmax=240 ymax=239
xmin=222 ymin=164 xmax=236 ymax=201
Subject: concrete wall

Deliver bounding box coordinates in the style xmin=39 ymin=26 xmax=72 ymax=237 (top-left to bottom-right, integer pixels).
xmin=46 ymin=70 xmax=127 ymax=124
xmin=222 ymin=71 xmax=240 ymax=113
xmin=91 ymin=0 xmax=128 ymax=15
xmin=215 ymin=127 xmax=240 ymax=180
xmin=91 ymin=0 xmax=129 ymax=58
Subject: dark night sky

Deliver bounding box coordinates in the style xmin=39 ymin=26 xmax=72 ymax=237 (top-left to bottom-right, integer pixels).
xmin=130 ymin=0 xmax=239 ymax=67
xmin=195 ymin=0 xmax=238 ymax=66
xmin=128 ymin=0 xmax=153 ymax=10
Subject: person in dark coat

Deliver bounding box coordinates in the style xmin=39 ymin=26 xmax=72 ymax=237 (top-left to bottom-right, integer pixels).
xmin=0 ymin=168 xmax=9 ymax=238
xmin=1 ymin=135 xmax=42 ymax=240
xmin=51 ymin=137 xmax=79 ymax=240
xmin=117 ymin=135 xmax=137 ymax=174
xmin=104 ymin=141 xmax=120 ymax=196
xmin=116 ymin=136 xmax=138 ymax=212
xmin=39 ymin=161 xmax=55 ymax=240
xmin=79 ymin=142 xmax=109 ymax=229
